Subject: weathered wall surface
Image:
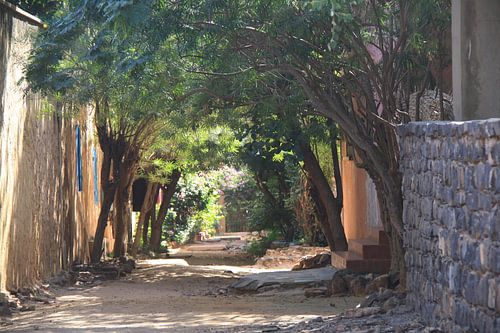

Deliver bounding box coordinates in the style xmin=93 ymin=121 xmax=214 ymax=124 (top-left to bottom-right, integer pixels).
xmin=398 ymin=120 xmax=499 ymax=332
xmin=341 ymin=141 xmax=382 ymax=241
xmin=0 ymin=11 xmax=109 ymax=291
xmin=452 ymin=0 xmax=500 ymax=120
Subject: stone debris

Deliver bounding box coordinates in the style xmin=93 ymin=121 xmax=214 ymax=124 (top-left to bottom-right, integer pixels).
xmin=292 ymin=252 xmax=331 ymax=271
xmin=0 ymin=292 xmax=10 ymax=316
xmin=0 ymin=317 xmax=13 ymax=327
xmin=0 ymin=257 xmax=137 ymax=325
xmin=202 ymin=295 xmax=432 ymax=333
xmin=345 ymin=306 xmax=382 ymax=318
xmin=230 ymin=267 xmax=337 ymax=292
xmin=256 ymin=246 xmax=331 ymax=269
xmin=48 ymin=271 xmax=72 ymax=287
xmin=304 ymin=287 xmax=329 ymax=298
xmin=329 ymin=271 xmax=400 ymax=297
xmin=71 ymin=256 xmax=136 ymax=285
xmin=0 ymin=283 xmax=56 ymax=323
xmin=181 ymin=284 xmax=234 ymax=298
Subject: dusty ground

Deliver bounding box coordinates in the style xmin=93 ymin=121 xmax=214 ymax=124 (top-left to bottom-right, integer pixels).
xmin=3 ymin=241 xmax=362 ymax=333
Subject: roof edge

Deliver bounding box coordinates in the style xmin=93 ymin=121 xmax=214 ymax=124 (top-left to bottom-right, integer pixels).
xmin=0 ymin=0 xmax=45 ymax=28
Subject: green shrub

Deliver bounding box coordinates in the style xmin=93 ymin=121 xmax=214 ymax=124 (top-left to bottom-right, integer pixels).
xmin=246 ymin=231 xmax=278 ymax=257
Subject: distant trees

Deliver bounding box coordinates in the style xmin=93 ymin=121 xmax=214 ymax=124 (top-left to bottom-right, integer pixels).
xmin=132 ymin=125 xmax=240 ymax=254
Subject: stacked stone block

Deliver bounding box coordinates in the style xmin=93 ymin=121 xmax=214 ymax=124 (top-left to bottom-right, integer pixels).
xmin=398 ymin=119 xmax=499 ymax=332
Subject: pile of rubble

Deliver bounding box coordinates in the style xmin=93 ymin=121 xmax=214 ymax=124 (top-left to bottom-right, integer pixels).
xmin=255 ymin=246 xmax=330 ymax=269
xmin=292 ymin=252 xmax=331 ymax=271
xmin=0 ymin=286 xmax=55 ymax=326
xmin=71 ymin=256 xmax=136 ymax=286
xmin=205 ymin=294 xmax=438 ymax=333
xmin=329 ymin=271 xmax=400 ymax=296
xmin=0 ymin=257 xmax=136 ymax=327
xmin=207 ymin=274 xmax=437 ymax=333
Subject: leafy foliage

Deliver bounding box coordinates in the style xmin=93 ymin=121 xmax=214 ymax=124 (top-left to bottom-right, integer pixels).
xmin=163 ymin=171 xmax=223 ymax=245
xmin=25 ymin=0 xmax=451 ymax=269
xmin=246 ymin=231 xmax=278 ymax=258
xmin=9 ymin=0 xmax=63 ymax=19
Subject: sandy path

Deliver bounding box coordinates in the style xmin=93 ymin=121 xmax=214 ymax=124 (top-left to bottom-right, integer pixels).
xmin=4 ymin=258 xmax=362 ymax=333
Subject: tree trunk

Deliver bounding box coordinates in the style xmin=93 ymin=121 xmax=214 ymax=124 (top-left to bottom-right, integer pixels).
xmin=113 ymin=183 xmax=127 ymax=257
xmin=328 ymin=121 xmax=343 ymax=209
xmin=91 ymin=116 xmax=117 ymax=263
xmin=370 ymin=169 xmax=406 ymax=287
xmin=254 ymin=175 xmax=278 ymax=207
xmin=307 ymin=177 xmax=337 ymax=251
xmin=142 ymin=190 xmax=158 ymax=247
xmin=113 ymin=162 xmax=136 ymax=258
xmin=150 ymin=170 xmax=181 ymax=253
xmin=130 ymin=182 xmax=158 ymax=257
xmin=91 ymin=149 xmax=116 ymax=263
xmin=299 ymin=140 xmax=348 ymax=251
xmin=291 ymin=75 xmax=405 ymax=279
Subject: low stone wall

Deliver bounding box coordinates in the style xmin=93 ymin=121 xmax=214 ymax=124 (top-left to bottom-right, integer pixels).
xmin=398 ymin=119 xmax=499 ymax=332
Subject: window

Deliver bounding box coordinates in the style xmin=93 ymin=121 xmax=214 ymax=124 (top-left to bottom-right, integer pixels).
xmin=92 ymin=147 xmax=99 ymax=204
xmin=76 ymin=125 xmax=83 ymax=192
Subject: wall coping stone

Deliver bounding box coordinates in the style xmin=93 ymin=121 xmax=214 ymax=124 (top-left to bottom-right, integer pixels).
xmin=397 ymin=118 xmax=500 ymax=138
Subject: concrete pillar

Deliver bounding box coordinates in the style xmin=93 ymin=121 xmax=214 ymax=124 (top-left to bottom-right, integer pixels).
xmin=452 ymin=0 xmax=500 ymax=120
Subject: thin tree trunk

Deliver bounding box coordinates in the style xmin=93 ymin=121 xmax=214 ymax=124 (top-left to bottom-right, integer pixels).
xmin=299 ymin=140 xmax=348 ymax=251
xmin=254 ymin=173 xmax=295 ymax=241
xmin=142 ymin=210 xmax=151 ymax=246
xmin=91 ymin=119 xmax=117 ymax=263
xmin=131 ymin=182 xmax=158 ymax=257
xmin=91 ymin=149 xmax=116 ymax=264
xmin=328 ymin=120 xmax=343 ymax=209
xmin=142 ymin=189 xmax=158 ymax=247
xmin=113 ymin=161 xmax=136 ymax=258
xmin=254 ymin=175 xmax=278 ymax=207
xmin=113 ymin=182 xmax=127 ymax=257
xmin=372 ymin=174 xmax=406 ymax=287
xmin=142 ymin=196 xmax=160 ymax=248
xmin=150 ymin=170 xmax=181 ymax=253
xmin=307 ymin=177 xmax=336 ymax=251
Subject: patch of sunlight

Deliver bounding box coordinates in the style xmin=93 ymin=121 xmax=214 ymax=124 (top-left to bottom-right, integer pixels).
xmin=57 ymin=294 xmax=100 ymax=302
xmin=139 ymin=259 xmax=189 ymax=266
xmin=192 ymin=265 xmax=289 ymax=274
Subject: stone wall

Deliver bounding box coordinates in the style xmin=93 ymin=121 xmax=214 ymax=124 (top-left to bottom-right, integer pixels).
xmin=0 ymin=9 xmax=112 ymax=291
xmin=398 ymin=120 xmax=499 ymax=332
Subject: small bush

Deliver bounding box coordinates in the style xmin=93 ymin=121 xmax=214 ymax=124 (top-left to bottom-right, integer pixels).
xmin=246 ymin=231 xmax=278 ymax=257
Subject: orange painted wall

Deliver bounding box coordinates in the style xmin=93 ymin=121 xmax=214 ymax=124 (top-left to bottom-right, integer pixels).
xmin=340 ymin=141 xmax=382 ymax=242
xmin=341 ymin=156 xmax=368 ymax=241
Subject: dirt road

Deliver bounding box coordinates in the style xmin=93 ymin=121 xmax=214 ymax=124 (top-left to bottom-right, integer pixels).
xmin=4 ymin=256 xmax=361 ymax=332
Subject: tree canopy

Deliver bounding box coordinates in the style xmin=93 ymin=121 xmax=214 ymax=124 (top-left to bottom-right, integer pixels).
xmin=26 ymin=0 xmax=451 ymax=277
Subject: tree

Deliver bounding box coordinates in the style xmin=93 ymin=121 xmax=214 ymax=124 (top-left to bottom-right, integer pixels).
xmin=131 ymin=123 xmax=240 ymax=254
xmin=26 ymin=0 xmax=175 ymax=262
xmin=27 ymin=0 xmax=451 ymax=280
xmin=188 ymin=72 xmax=348 ymax=248
xmin=149 ymin=0 xmax=451 ymax=280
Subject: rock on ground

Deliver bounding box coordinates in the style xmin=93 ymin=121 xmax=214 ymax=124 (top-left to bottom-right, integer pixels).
xmin=255 ymin=246 xmax=331 ymax=269
xmin=230 ymin=267 xmax=337 ymax=292
xmin=292 ymin=252 xmax=331 ymax=271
